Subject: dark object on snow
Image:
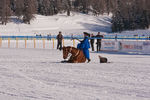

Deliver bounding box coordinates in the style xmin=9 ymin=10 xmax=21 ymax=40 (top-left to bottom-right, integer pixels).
xmin=90 ymin=34 xmax=95 ymax=51
xmin=96 ymin=32 xmax=104 ymax=52
xmin=99 ymin=55 xmax=108 ymax=63
xmin=56 ymin=31 xmax=63 ymax=50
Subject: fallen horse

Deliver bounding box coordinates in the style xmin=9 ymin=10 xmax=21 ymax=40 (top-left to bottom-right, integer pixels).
xmin=62 ymin=46 xmax=86 ymax=63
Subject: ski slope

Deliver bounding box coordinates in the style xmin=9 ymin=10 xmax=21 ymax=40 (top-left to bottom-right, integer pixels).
xmin=0 ymin=48 xmax=150 ymax=100
xmin=0 ymin=12 xmax=112 ymax=36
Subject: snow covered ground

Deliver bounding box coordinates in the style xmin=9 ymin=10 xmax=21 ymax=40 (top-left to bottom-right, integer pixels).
xmin=0 ymin=12 xmax=150 ymax=100
xmin=0 ymin=47 xmax=150 ymax=100
xmin=0 ymin=12 xmax=112 ymax=36
xmin=0 ymin=12 xmax=150 ymax=37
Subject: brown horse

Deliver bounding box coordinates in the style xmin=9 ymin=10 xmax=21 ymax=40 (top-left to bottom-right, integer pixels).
xmin=62 ymin=46 xmax=86 ymax=63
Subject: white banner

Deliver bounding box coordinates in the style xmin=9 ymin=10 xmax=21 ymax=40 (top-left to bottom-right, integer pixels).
xmin=101 ymin=41 xmax=119 ymax=51
xmin=142 ymin=41 xmax=150 ymax=53
xmin=120 ymin=41 xmax=143 ymax=52
xmin=101 ymin=40 xmax=150 ymax=54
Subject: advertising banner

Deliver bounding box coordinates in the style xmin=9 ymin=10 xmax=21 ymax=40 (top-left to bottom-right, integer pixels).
xmin=142 ymin=41 xmax=150 ymax=53
xmin=101 ymin=41 xmax=119 ymax=51
xmin=120 ymin=41 xmax=143 ymax=52
xmin=101 ymin=40 xmax=150 ymax=53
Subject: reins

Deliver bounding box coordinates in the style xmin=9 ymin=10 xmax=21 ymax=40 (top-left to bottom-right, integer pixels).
xmin=74 ymin=50 xmax=80 ymax=57
xmin=69 ymin=47 xmax=72 ymax=52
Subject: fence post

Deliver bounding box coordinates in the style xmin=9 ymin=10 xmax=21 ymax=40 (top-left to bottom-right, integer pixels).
xmin=8 ymin=38 xmax=10 ymax=48
xmin=136 ymin=36 xmax=138 ymax=41
xmin=16 ymin=38 xmax=18 ymax=48
xmin=42 ymin=38 xmax=45 ymax=49
xmin=0 ymin=38 xmax=2 ymax=48
xmin=52 ymin=38 xmax=55 ymax=49
xmin=34 ymin=38 xmax=36 ymax=48
xmin=73 ymin=39 xmax=75 ymax=47
xmin=63 ymin=39 xmax=64 ymax=46
xmin=24 ymin=38 xmax=27 ymax=48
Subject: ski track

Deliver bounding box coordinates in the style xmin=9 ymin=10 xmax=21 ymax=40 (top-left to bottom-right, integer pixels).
xmin=0 ymin=48 xmax=150 ymax=100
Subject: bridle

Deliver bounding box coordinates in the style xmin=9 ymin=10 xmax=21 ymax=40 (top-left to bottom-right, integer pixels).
xmin=69 ymin=47 xmax=72 ymax=53
xmin=69 ymin=47 xmax=80 ymax=58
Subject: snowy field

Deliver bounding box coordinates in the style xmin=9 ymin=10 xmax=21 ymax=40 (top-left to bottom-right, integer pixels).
xmin=0 ymin=12 xmax=150 ymax=100
xmin=0 ymin=47 xmax=150 ymax=100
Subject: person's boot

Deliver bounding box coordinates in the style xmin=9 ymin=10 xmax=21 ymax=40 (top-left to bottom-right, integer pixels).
xmin=59 ymin=48 xmax=62 ymax=51
xmin=87 ymin=59 xmax=91 ymax=63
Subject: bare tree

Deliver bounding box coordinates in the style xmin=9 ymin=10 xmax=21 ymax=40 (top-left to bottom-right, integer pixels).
xmin=14 ymin=0 xmax=24 ymax=18
xmin=0 ymin=0 xmax=11 ymax=25
xmin=22 ymin=0 xmax=37 ymax=24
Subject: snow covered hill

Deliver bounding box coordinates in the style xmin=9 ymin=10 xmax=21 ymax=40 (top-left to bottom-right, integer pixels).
xmin=0 ymin=12 xmax=150 ymax=36
xmin=0 ymin=12 xmax=112 ymax=36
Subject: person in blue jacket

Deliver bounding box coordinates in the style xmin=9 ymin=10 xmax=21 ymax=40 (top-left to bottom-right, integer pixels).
xmin=77 ymin=32 xmax=91 ymax=63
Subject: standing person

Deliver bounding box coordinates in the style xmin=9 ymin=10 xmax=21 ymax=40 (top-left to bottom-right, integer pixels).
xmin=56 ymin=31 xmax=63 ymax=50
xmin=90 ymin=34 xmax=95 ymax=51
xmin=96 ymin=32 xmax=104 ymax=52
xmin=77 ymin=32 xmax=91 ymax=63
xmin=47 ymin=33 xmax=51 ymax=40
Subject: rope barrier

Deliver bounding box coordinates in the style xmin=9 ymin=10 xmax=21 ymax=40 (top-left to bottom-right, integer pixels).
xmin=0 ymin=35 xmax=149 ymax=49
xmin=0 ymin=36 xmax=149 ymax=40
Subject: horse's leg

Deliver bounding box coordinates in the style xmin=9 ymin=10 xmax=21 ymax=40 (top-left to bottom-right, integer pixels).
xmin=67 ymin=56 xmax=74 ymax=63
xmin=71 ymin=60 xmax=78 ymax=63
xmin=69 ymin=56 xmax=79 ymax=63
xmin=68 ymin=60 xmax=78 ymax=63
xmin=67 ymin=59 xmax=72 ymax=63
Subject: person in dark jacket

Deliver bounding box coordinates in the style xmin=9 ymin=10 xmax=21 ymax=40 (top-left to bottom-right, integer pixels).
xmin=90 ymin=34 xmax=95 ymax=51
xmin=47 ymin=33 xmax=51 ymax=40
xmin=77 ymin=32 xmax=91 ymax=63
xmin=96 ymin=32 xmax=104 ymax=52
xmin=56 ymin=31 xmax=63 ymax=50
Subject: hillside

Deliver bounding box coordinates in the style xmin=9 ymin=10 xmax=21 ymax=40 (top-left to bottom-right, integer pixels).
xmin=0 ymin=12 xmax=112 ymax=36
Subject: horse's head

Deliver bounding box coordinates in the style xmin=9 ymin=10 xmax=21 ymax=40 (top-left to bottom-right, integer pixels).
xmin=62 ymin=46 xmax=72 ymax=59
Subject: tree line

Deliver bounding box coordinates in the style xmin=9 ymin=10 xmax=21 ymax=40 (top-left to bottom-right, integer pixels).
xmin=0 ymin=0 xmax=150 ymax=32
xmin=111 ymin=0 xmax=150 ymax=32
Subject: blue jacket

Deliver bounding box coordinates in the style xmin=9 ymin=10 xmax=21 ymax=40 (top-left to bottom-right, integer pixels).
xmin=77 ymin=37 xmax=90 ymax=59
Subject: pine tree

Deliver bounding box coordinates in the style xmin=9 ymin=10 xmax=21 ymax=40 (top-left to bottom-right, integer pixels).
xmin=111 ymin=0 xmax=150 ymax=32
